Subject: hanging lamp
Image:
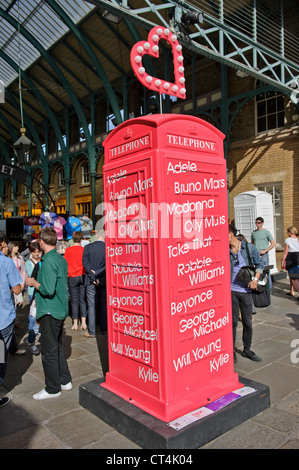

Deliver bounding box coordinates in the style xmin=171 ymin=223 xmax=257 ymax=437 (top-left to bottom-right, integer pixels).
xmin=12 ymin=0 xmax=36 ymax=166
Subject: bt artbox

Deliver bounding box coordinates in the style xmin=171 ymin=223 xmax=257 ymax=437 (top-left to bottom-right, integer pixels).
xmin=102 ymin=114 xmax=241 ymax=422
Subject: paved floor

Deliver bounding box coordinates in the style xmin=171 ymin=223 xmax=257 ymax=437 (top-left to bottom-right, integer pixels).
xmin=0 ymin=277 xmax=298 ymax=449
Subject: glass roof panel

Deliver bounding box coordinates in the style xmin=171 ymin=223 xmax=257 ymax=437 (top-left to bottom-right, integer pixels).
xmin=0 ymin=0 xmax=96 ymax=86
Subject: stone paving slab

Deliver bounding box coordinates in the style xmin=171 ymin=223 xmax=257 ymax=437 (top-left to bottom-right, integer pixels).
xmin=252 ymin=406 xmax=299 ymax=440
xmin=0 ymin=424 xmax=67 ymax=449
xmin=202 ymin=420 xmax=289 ymax=449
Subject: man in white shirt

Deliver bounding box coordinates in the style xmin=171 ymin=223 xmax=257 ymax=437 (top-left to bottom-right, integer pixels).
xmin=251 ymin=217 xmax=275 ymax=292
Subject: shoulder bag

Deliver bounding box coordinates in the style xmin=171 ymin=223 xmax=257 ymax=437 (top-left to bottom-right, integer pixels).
xmin=239 ymin=243 xmax=271 ymax=308
xmin=252 ymin=285 xmax=270 ymax=308
xmin=236 ymin=242 xmax=269 ymax=293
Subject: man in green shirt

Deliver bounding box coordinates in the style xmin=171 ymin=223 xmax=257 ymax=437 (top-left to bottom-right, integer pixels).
xmin=26 ymin=227 xmax=72 ymax=400
xmin=251 ymin=216 xmax=276 ymax=292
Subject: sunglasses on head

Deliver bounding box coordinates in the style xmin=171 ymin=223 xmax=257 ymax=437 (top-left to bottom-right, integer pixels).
xmin=233 ymin=253 xmax=239 ymax=265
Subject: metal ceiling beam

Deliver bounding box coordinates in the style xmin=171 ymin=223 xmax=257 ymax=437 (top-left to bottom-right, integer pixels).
xmin=4 ymin=88 xmax=46 ymax=177
xmin=28 ymin=68 xmax=68 ymax=108
xmin=0 ymin=109 xmax=18 ymax=145
xmin=8 ymin=86 xmax=46 ymax=126
xmin=0 ymin=104 xmax=19 ymax=137
xmin=61 ymin=41 xmax=99 ymax=88
xmin=0 ymin=105 xmax=22 ymax=134
xmin=45 ymin=0 xmax=122 ymax=124
xmin=0 ymin=49 xmax=69 ymax=168
xmin=98 ymin=11 xmax=132 ymax=52
xmin=83 ymin=26 xmax=126 ymax=75
xmin=87 ymin=0 xmax=299 ymax=103
xmin=0 ymin=139 xmax=10 ymax=162
xmin=0 ymin=6 xmax=92 ymax=175
xmin=54 ymin=56 xmax=93 ymax=95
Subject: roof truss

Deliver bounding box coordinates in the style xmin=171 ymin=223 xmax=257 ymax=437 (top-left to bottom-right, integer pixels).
xmin=88 ymin=0 xmax=299 ymax=103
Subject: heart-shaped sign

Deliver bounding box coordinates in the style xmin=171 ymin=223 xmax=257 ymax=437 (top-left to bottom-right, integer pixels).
xmin=130 ymin=25 xmax=186 ymax=99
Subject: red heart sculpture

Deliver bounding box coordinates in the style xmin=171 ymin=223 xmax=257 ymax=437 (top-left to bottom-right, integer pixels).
xmin=130 ymin=25 xmax=186 ymax=99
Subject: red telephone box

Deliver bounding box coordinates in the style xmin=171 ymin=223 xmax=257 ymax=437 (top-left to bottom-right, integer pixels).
xmin=102 ymin=114 xmax=242 ymax=422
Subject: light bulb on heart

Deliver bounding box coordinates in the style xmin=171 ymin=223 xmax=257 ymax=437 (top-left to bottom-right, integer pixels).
xmin=130 ymin=26 xmax=186 ymax=99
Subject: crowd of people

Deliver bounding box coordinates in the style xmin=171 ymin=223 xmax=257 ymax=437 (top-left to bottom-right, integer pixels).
xmin=0 ymin=226 xmax=106 ymax=407
xmin=229 ymin=217 xmax=299 ymax=364
xmin=0 ymin=215 xmax=299 ymax=409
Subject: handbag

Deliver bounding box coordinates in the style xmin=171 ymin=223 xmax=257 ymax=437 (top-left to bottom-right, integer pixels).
xmin=236 ymin=265 xmax=255 ymax=286
xmin=241 ymin=242 xmax=271 ymax=307
xmin=252 ymin=284 xmax=271 ymax=308
xmin=236 ymin=243 xmax=270 ymax=293
xmin=286 ymin=252 xmax=299 ymax=271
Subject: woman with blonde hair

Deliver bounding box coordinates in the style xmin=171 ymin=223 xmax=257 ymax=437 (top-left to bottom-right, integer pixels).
xmin=281 ymin=226 xmax=299 ymax=297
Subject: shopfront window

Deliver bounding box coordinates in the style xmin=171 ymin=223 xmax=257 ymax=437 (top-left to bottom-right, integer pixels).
xmin=76 ymin=201 xmax=91 ymax=219
xmin=56 ymin=204 xmax=66 ymax=214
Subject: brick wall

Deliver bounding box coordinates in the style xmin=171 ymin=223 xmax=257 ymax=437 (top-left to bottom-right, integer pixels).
xmin=228 ymin=128 xmax=299 ymax=236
